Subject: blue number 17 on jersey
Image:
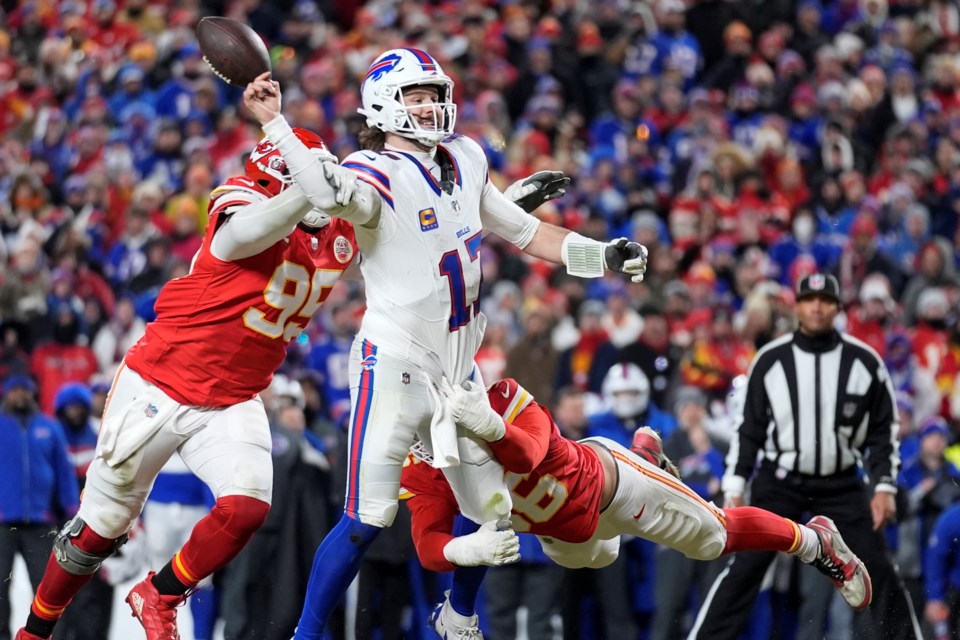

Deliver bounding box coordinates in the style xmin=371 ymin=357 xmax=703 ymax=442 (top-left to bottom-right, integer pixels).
xmin=439 ymin=231 xmax=483 ymax=331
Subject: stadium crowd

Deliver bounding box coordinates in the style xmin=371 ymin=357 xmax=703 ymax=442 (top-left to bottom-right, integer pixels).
xmin=1 ymin=0 xmax=960 ymax=638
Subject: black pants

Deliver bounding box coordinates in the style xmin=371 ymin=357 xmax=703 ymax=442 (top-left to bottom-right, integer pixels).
xmin=690 ymin=465 xmax=920 ymax=640
xmin=0 ymin=524 xmax=56 ymax=640
xmin=52 ymin=574 xmax=113 ymax=640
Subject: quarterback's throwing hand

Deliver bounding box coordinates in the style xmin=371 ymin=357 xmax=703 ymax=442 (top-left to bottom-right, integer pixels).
xmin=442 ymin=521 xmax=521 ymax=567
xmin=505 ymin=170 xmax=571 ymax=212
xmin=443 ymin=379 xmax=506 ymax=442
xmin=322 ymin=161 xmax=358 ymax=206
xmin=604 ymin=238 xmax=649 ymax=283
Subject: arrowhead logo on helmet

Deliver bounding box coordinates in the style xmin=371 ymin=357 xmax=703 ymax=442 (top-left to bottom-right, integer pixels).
xmin=245 ymin=128 xmax=334 ymax=196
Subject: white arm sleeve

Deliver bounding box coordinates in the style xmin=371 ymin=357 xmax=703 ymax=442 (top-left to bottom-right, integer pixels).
xmin=261 ymin=116 xmax=381 ymax=227
xmin=479 ymin=180 xmax=541 ymax=249
xmin=210 ymin=186 xmax=313 ymax=261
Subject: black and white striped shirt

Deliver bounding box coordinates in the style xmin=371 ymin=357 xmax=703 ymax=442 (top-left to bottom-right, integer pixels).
xmin=722 ymin=329 xmax=901 ymax=496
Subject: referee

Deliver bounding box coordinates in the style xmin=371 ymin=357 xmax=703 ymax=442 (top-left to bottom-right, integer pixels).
xmin=688 ymin=274 xmax=921 ymax=640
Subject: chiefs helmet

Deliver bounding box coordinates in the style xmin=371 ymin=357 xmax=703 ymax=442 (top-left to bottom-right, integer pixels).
xmin=245 ymin=128 xmax=337 ymax=227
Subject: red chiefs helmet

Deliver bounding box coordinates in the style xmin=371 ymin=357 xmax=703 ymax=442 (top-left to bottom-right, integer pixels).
xmin=245 ymin=128 xmax=335 ymax=196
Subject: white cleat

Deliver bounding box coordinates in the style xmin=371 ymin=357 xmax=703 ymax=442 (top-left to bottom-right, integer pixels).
xmin=806 ymin=515 xmax=873 ymax=610
xmin=429 ymin=591 xmax=483 ymax=639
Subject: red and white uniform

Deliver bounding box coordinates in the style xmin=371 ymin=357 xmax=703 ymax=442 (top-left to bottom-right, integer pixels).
xmin=126 ymin=176 xmax=357 ymax=407
xmin=401 ymin=378 xmax=728 ymax=572
xmin=79 ymin=175 xmax=356 ymax=540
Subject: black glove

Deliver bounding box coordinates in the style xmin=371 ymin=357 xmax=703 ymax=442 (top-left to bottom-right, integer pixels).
xmin=506 ymin=170 xmax=571 ymax=212
xmin=603 ymin=238 xmax=648 ymax=283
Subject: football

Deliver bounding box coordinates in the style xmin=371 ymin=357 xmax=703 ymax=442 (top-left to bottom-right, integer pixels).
xmin=196 ymin=16 xmax=271 ymax=87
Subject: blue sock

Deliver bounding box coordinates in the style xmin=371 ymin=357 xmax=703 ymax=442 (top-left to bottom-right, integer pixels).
xmin=448 ymin=517 xmax=488 ymax=617
xmin=294 ymin=514 xmax=382 ymax=640
xmin=189 ymin=585 xmax=217 ymax=640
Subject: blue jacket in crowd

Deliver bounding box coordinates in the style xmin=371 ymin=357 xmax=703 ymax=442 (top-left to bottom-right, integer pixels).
xmin=925 ymin=502 xmax=960 ymax=601
xmin=0 ymin=411 xmax=79 ymax=525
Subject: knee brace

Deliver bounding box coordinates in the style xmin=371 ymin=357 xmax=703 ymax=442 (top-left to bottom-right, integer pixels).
xmin=54 ymin=517 xmax=128 ymax=575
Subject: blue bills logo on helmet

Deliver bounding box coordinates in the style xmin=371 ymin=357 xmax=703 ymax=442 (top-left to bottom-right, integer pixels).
xmin=363 ymin=53 xmax=402 ymax=85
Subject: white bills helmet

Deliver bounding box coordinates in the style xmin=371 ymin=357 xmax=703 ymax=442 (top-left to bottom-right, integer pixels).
xmin=602 ymin=363 xmax=651 ymax=419
xmin=358 ymin=48 xmax=457 ymax=147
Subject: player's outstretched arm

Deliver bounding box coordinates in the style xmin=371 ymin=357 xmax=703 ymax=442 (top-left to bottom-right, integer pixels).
xmin=211 ymin=187 xmax=315 ymax=261
xmin=404 ymin=467 xmax=521 ymax=571
xmin=479 ymin=182 xmax=648 ymax=282
xmin=244 ymin=73 xmax=382 ymax=227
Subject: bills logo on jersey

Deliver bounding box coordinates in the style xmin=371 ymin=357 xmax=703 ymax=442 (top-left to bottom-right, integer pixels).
xmin=361 ymin=354 xmax=378 ymax=370
xmin=144 ymin=403 xmax=158 ymax=418
xmin=419 ymin=208 xmax=438 ymax=232
xmin=334 ymin=236 xmax=353 ymax=263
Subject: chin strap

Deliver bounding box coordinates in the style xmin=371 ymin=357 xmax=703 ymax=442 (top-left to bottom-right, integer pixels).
xmin=436 ymin=146 xmax=456 ymax=195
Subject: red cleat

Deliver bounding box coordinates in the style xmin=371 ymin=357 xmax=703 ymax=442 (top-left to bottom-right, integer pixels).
xmin=15 ymin=629 xmax=47 ymax=640
xmin=630 ymin=426 xmax=664 ymax=466
xmin=125 ymin=572 xmax=186 ymax=640
xmin=807 ymin=515 xmax=873 ymax=610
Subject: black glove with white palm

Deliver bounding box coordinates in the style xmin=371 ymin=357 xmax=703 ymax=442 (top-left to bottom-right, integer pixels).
xmin=603 ymin=237 xmax=649 ymax=283
xmin=561 ymin=234 xmax=649 ymax=282
xmin=505 ymin=170 xmax=571 ymax=213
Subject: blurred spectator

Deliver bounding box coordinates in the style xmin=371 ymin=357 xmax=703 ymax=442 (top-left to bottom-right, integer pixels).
xmin=307 ymin=301 xmax=361 ymax=426
xmin=504 ymin=304 xmax=559 ymax=405
xmin=652 ymin=386 xmax=726 ymax=640
xmin=835 ymin=212 xmax=906 ymax=305
xmin=0 ymin=320 xmax=30 ymax=381
xmin=902 ymin=239 xmax=960 ymax=325
xmin=91 ymin=294 xmax=145 ymax=374
xmin=601 ymin=285 xmax=643 ymax=348
xmin=555 ymin=300 xmax=618 ymax=394
xmin=769 ymin=203 xmax=842 ymax=284
xmin=29 ymin=304 xmax=97 ymax=415
xmin=679 ymin=306 xmax=754 ymax=399
xmin=0 ymin=375 xmax=78 ymax=640
xmin=52 ymin=381 xmax=114 ymax=640
xmin=925 ymin=500 xmax=960 ymax=639
xmin=911 ymin=287 xmax=952 ymax=424
xmin=896 ymin=417 xmax=960 ymax=634
xmin=618 ymin=309 xmax=677 ymax=410
xmin=844 ymin=272 xmax=900 ymax=358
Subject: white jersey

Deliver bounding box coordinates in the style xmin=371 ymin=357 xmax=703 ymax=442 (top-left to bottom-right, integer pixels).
xmin=342 ymin=135 xmax=538 ymax=383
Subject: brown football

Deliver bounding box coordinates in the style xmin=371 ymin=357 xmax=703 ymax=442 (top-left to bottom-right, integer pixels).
xmin=196 ymin=16 xmax=271 ymax=87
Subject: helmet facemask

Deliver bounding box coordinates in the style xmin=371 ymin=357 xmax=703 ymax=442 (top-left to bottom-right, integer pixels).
xmin=359 ymin=49 xmax=457 ymax=147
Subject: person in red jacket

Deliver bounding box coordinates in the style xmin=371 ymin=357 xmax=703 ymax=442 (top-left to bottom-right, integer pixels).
xmin=401 ymin=378 xmax=874 ymax=638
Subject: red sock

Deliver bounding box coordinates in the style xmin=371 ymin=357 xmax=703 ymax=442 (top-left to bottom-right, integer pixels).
xmin=722 ymin=507 xmax=802 ymax=555
xmin=31 ymin=526 xmax=117 ymax=622
xmin=170 ymin=495 xmax=269 ymax=587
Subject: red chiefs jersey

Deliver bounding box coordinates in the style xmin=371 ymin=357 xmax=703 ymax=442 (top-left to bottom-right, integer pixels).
xmin=400 ymin=379 xmax=605 ymax=571
xmin=125 ymin=176 xmax=357 ymax=407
